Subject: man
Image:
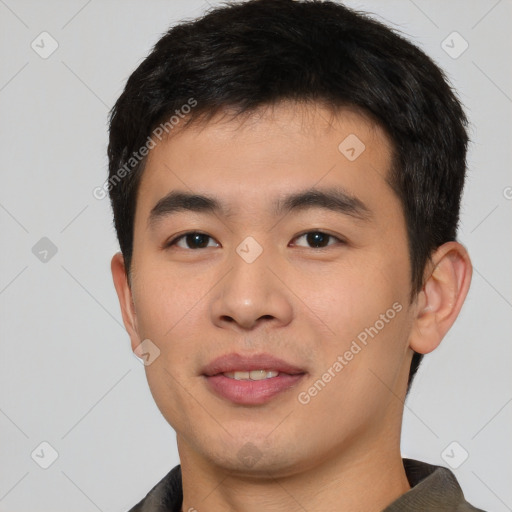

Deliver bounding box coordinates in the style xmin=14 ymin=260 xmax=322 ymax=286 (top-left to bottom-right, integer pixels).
xmin=107 ymin=0 xmax=483 ymax=510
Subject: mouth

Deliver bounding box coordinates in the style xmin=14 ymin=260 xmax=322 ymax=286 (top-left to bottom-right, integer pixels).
xmin=201 ymin=352 xmax=307 ymax=405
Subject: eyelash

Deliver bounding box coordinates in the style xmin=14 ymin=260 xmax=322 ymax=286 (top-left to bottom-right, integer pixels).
xmin=164 ymin=230 xmax=346 ymax=250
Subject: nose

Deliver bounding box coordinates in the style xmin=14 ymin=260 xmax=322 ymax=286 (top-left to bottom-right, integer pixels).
xmin=209 ymin=244 xmax=293 ymax=332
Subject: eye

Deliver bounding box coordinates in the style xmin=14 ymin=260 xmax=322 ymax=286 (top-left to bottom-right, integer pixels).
xmin=166 ymin=232 xmax=219 ymax=250
xmin=292 ymin=231 xmax=345 ymax=249
xmin=165 ymin=230 xmax=344 ymax=250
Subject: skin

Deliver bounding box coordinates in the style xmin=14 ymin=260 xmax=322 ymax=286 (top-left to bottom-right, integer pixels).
xmin=112 ymin=101 xmax=472 ymax=512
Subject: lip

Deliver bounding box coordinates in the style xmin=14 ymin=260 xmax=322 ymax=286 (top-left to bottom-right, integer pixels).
xmin=201 ymin=352 xmax=305 ymax=376
xmin=201 ymin=352 xmax=307 ymax=406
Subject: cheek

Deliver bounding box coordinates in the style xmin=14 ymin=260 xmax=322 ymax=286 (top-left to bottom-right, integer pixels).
xmin=132 ymin=261 xmax=207 ymax=341
xmin=293 ymin=251 xmax=411 ymax=397
xmin=131 ymin=261 xmax=209 ymax=385
xmin=133 ymin=266 xmax=206 ymax=431
xmin=294 ymin=285 xmax=410 ymax=439
xmin=292 ymin=254 xmax=407 ymax=347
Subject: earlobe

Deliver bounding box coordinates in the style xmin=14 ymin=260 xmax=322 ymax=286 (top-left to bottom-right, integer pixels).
xmin=111 ymin=252 xmax=141 ymax=352
xmin=409 ymin=241 xmax=472 ymax=355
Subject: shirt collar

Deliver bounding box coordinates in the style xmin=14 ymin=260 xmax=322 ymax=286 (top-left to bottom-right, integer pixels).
xmin=129 ymin=458 xmax=484 ymax=511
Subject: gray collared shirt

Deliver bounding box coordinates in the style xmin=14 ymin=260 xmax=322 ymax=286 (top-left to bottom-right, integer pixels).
xmin=128 ymin=458 xmax=486 ymax=511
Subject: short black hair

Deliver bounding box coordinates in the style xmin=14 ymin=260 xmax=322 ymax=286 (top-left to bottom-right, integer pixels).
xmin=107 ymin=0 xmax=469 ymax=392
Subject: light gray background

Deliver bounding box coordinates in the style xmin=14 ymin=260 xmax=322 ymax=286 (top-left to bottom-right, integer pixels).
xmin=0 ymin=0 xmax=510 ymax=511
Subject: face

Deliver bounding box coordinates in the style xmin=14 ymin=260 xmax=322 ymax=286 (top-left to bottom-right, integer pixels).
xmin=118 ymin=102 xmax=418 ymax=476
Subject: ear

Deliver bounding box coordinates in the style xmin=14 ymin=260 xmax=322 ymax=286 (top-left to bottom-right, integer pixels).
xmin=111 ymin=252 xmax=141 ymax=352
xmin=409 ymin=241 xmax=472 ymax=355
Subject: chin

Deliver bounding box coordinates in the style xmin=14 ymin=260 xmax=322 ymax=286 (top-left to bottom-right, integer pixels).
xmin=200 ymin=437 xmax=310 ymax=479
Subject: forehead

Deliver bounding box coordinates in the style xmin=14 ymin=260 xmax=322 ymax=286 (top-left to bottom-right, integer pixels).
xmin=135 ymin=102 xmax=398 ymax=226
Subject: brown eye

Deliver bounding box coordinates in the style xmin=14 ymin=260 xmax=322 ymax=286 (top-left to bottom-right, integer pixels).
xmin=167 ymin=232 xmax=219 ymax=249
xmin=293 ymin=231 xmax=344 ymax=248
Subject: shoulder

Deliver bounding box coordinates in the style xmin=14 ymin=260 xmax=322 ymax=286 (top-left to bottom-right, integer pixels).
xmin=127 ymin=464 xmax=182 ymax=512
xmin=384 ymin=458 xmax=487 ymax=512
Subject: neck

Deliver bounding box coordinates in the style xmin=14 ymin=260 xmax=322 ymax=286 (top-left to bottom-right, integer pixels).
xmin=178 ymin=432 xmax=410 ymax=512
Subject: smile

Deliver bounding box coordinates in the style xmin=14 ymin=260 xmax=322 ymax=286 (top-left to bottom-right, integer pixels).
xmin=222 ymin=370 xmax=279 ymax=380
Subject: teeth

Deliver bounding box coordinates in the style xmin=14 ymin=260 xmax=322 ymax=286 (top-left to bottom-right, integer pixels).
xmin=223 ymin=370 xmax=280 ymax=381
xmin=250 ymin=370 xmax=279 ymax=381
xmin=230 ymin=371 xmax=250 ymax=380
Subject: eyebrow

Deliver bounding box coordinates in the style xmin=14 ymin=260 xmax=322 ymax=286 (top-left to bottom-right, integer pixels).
xmin=147 ymin=186 xmax=372 ymax=229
